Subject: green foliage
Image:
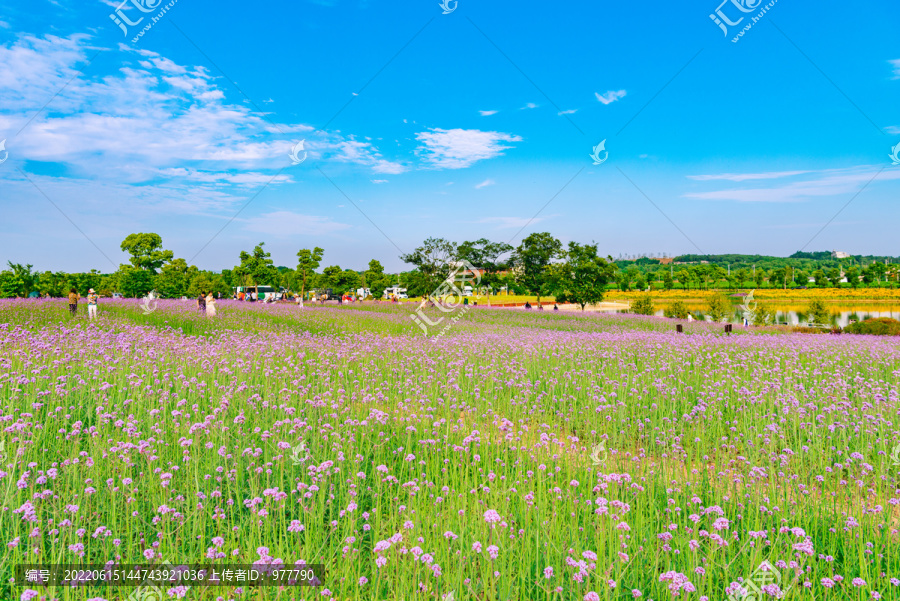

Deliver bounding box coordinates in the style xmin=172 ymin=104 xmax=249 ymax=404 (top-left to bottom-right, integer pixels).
xmin=550 ymin=242 xmax=616 ymax=310
xmin=844 ymin=318 xmax=900 ymax=336
xmin=120 ymin=233 xmax=173 ymax=272
xmin=663 ymin=271 xmax=674 ymax=290
xmin=630 ymin=294 xmax=655 ymax=315
xmin=511 ymin=232 xmax=563 ymax=301
xmin=663 ymin=300 xmax=689 ymax=319
xmin=117 ymin=265 xmax=154 ymax=298
xmin=154 ymin=258 xmax=195 ymax=298
xmin=296 ymin=247 xmax=324 ymax=296
xmin=187 ymin=272 xmax=229 ymax=297
xmin=705 ymin=293 xmax=731 ymax=322
xmin=0 ymin=271 xmax=25 ymax=298
xmin=4 ymin=262 xmax=36 ymax=296
xmin=235 ymin=243 xmax=278 ymax=287
xmin=752 ymin=305 xmax=774 ymax=326
xmin=400 ymin=237 xmax=458 ymax=293
xmin=456 ymin=238 xmax=512 ymax=272
xmin=807 ymin=299 xmax=831 ymax=325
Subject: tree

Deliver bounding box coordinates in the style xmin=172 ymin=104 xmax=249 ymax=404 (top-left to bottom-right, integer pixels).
xmin=117 ymin=265 xmax=154 ymax=298
xmin=363 ymin=260 xmax=389 ymax=296
xmin=807 ymin=299 xmax=830 ymax=326
xmin=845 ymin=266 xmax=860 ymax=289
xmin=663 ymin=300 xmax=689 ymax=319
xmin=400 ymin=237 xmax=458 ymax=293
xmin=827 ymin=268 xmax=842 ymax=288
xmin=511 ymin=233 xmax=563 ymax=303
xmin=663 ymin=270 xmax=674 ymax=290
xmin=120 ymin=233 xmax=173 ymax=273
xmin=631 ymin=294 xmax=655 ymax=315
xmin=155 ymin=258 xmax=193 ymax=298
xmin=0 ymin=270 xmax=25 ymax=298
xmin=705 ymin=293 xmax=731 ymax=322
xmin=5 ymin=262 xmax=36 ymax=296
xmin=321 ymin=265 xmax=343 ymax=290
xmin=188 ymin=272 xmax=229 ymax=298
xmin=710 ymin=265 xmax=727 ymax=289
xmin=296 ymin=247 xmax=324 ymax=298
xmin=549 ymin=242 xmax=616 ymax=310
xmin=754 ymin=269 xmax=765 ymax=288
xmin=457 ymin=238 xmax=513 ymax=287
xmin=678 ymin=268 xmax=690 ymax=291
xmin=812 ymin=269 xmax=828 ymax=288
xmin=236 ymin=243 xmax=278 ymax=287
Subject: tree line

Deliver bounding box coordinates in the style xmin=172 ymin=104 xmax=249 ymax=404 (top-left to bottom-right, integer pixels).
xmin=1 ymin=232 xmax=897 ymax=300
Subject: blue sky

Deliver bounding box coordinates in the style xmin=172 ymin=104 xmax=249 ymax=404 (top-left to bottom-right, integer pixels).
xmin=0 ymin=0 xmax=898 ymax=272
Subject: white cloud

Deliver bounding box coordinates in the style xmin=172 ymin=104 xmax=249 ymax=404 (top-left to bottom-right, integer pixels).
xmin=521 ymin=102 xmax=538 ymax=109
xmin=0 ymin=33 xmax=406 ymax=200
xmin=371 ymin=179 xmax=388 ymax=184
xmin=890 ymin=59 xmax=900 ymax=79
xmin=475 ymin=179 xmax=495 ymax=189
xmin=687 ymin=170 xmax=813 ymax=182
xmin=558 ymin=109 xmax=577 ymax=115
xmin=333 ymin=139 xmax=407 ymax=174
xmin=242 ymin=211 xmax=351 ymax=236
xmin=415 ymin=128 xmax=521 ymax=169
xmin=684 ymin=167 xmax=900 ymax=203
xmin=886 ymin=125 xmax=900 ymax=135
xmin=479 ymin=110 xmax=498 ymax=116
xmin=595 ymin=90 xmax=626 ymax=105
xmin=478 ymin=216 xmax=550 ymax=228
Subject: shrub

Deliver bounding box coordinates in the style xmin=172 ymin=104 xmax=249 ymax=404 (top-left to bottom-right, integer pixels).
xmin=844 ymin=318 xmax=900 ymax=336
xmin=631 ymin=294 xmax=655 ymax=315
xmin=807 ymin=299 xmax=830 ymax=326
xmin=751 ymin=305 xmax=774 ymax=326
xmin=791 ymin=326 xmax=827 ymax=334
xmin=705 ymin=293 xmax=731 ymax=322
xmin=663 ymin=300 xmax=689 ymax=319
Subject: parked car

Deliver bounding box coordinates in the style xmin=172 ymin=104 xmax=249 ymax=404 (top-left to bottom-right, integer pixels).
xmin=111 ymin=292 xmax=124 ymax=299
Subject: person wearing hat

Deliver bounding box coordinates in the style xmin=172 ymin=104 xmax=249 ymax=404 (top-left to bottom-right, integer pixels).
xmin=87 ymin=288 xmax=100 ymax=320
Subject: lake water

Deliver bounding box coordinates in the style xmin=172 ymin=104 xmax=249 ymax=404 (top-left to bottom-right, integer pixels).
xmin=647 ymin=302 xmax=900 ymax=328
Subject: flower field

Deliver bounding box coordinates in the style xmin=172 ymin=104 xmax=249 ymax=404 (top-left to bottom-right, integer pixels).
xmin=2 ymin=299 xmax=900 ymax=601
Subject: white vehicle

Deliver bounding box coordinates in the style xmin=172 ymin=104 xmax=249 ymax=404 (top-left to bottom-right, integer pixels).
xmin=356 ymin=287 xmax=372 ymax=299
xmin=383 ymin=286 xmax=408 ymax=300
xmin=462 ymin=286 xmax=473 ymax=297
xmin=234 ymin=286 xmax=285 ymax=301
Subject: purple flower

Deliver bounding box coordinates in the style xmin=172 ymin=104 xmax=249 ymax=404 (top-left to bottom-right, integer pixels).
xmin=484 ymin=509 xmax=501 ymax=524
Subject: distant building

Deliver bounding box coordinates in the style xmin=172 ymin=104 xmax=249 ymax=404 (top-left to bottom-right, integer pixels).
xmin=831 ymin=250 xmax=851 ymax=259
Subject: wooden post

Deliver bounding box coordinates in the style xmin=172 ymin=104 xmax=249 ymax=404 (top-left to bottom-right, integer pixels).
xmin=676 ymin=324 xmax=683 ymax=333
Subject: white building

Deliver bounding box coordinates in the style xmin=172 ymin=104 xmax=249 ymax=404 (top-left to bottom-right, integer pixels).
xmin=831 ymin=250 xmax=851 ymax=259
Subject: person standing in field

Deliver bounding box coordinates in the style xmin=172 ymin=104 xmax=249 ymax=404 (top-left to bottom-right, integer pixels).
xmin=197 ymin=292 xmax=206 ymax=314
xmin=205 ymin=292 xmax=217 ymax=318
xmin=87 ymin=288 xmax=99 ymax=320
xmin=67 ymin=288 xmax=78 ymax=317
